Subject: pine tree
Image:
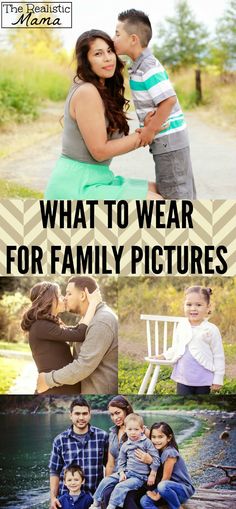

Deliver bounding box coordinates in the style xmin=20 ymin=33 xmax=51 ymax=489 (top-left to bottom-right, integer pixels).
xmin=153 ymin=0 xmax=209 ymax=70
xmin=216 ymin=0 xmax=236 ymax=68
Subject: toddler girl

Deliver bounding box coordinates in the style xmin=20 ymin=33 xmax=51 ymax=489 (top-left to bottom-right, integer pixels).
xmin=140 ymin=422 xmax=195 ymax=509
xmin=156 ymin=286 xmax=225 ymax=395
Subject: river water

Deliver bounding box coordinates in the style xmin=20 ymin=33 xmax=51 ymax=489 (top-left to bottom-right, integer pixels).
xmin=0 ymin=412 xmax=199 ymax=508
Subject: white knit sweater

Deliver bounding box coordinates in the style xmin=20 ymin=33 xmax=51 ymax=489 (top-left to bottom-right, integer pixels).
xmin=164 ymin=318 xmax=225 ymax=385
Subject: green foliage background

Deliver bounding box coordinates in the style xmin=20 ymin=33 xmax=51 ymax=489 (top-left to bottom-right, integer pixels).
xmin=1 ymin=393 xmax=236 ymax=412
xmin=0 ymin=53 xmax=71 ymax=125
xmin=1 ymin=0 xmax=236 ymax=128
xmin=118 ymin=277 xmax=236 ymax=394
xmin=0 ymin=276 xmax=117 ymax=343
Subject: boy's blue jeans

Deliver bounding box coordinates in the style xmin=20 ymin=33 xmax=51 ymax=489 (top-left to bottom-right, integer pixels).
xmin=140 ymin=480 xmax=192 ymax=509
xmin=94 ymin=471 xmax=145 ymax=508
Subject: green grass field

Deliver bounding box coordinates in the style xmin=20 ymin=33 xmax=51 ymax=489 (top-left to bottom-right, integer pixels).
xmin=119 ymin=354 xmax=236 ymax=395
xmin=0 ymin=357 xmax=28 ymax=393
xmin=0 ymin=341 xmax=30 ymax=352
xmin=171 ymin=68 xmax=236 ymax=130
xmin=0 ymin=51 xmax=71 ymax=126
xmin=0 ymin=179 xmax=43 ymax=198
xmin=1 ymin=52 xmax=235 ymax=129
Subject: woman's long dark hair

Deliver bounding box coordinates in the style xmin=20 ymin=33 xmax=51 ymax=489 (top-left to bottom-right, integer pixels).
xmin=108 ymin=396 xmax=134 ymax=443
xmin=108 ymin=395 xmax=133 ymax=415
xmin=74 ymin=29 xmax=130 ymax=136
xmin=21 ymin=282 xmax=61 ymax=331
xmin=150 ymin=422 xmax=179 ymax=451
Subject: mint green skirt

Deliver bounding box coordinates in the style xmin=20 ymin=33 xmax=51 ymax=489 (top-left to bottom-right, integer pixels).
xmin=45 ymin=156 xmax=148 ymax=200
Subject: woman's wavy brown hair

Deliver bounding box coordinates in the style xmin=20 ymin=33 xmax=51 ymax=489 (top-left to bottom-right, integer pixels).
xmin=108 ymin=395 xmax=133 ymax=416
xmin=108 ymin=396 xmax=134 ymax=443
xmin=74 ymin=29 xmax=130 ymax=136
xmin=21 ymin=282 xmax=61 ymax=331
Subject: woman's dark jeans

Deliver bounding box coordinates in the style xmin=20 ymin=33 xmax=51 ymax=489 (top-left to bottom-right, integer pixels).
xmin=102 ymin=484 xmax=165 ymax=509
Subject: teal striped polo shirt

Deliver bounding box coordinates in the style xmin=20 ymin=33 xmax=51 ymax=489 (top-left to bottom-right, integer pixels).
xmin=129 ymin=48 xmax=189 ymax=155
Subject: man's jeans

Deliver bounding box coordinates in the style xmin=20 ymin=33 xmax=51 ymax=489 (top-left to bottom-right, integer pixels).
xmin=140 ymin=480 xmax=193 ymax=509
xmin=94 ymin=472 xmax=145 ymax=508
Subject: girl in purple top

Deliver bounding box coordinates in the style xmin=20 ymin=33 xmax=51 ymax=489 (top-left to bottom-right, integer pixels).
xmin=155 ymin=286 xmax=225 ymax=395
xmin=140 ymin=422 xmax=195 ymax=509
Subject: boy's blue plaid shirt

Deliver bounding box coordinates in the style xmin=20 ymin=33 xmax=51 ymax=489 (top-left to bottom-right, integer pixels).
xmin=49 ymin=425 xmax=109 ymax=495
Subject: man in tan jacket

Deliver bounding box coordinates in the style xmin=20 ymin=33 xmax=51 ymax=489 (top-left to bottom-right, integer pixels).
xmin=36 ymin=276 xmax=118 ymax=394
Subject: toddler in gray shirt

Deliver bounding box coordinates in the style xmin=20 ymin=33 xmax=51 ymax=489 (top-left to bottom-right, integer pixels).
xmin=90 ymin=413 xmax=160 ymax=509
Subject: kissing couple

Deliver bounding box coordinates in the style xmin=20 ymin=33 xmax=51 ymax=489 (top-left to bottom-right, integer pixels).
xmin=21 ymin=276 xmax=118 ymax=395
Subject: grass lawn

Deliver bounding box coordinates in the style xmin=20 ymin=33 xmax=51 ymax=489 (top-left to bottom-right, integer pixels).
xmin=0 ymin=179 xmax=43 ymax=198
xmin=0 ymin=356 xmax=28 ymax=393
xmin=119 ymin=354 xmax=236 ymax=395
xmin=0 ymin=340 xmax=30 ymax=352
xmin=119 ymin=354 xmax=175 ymax=394
xmin=119 ymin=308 xmax=236 ymax=395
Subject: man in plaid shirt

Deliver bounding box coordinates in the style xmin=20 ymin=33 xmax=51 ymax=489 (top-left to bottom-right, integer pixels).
xmin=49 ymin=397 xmax=109 ymax=509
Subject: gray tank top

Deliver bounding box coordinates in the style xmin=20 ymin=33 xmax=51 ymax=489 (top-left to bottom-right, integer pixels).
xmin=62 ymin=82 xmax=122 ymax=166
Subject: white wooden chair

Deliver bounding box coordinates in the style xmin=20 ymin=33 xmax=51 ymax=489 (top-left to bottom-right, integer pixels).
xmin=138 ymin=314 xmax=184 ymax=395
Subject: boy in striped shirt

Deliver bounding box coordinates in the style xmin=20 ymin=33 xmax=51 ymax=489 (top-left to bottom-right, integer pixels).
xmin=114 ymin=9 xmax=196 ymax=199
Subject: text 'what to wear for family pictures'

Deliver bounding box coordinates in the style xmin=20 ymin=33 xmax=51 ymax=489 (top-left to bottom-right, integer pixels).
xmin=45 ymin=82 xmax=148 ymax=200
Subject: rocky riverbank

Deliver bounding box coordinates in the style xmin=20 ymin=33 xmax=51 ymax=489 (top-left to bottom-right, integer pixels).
xmin=183 ymin=410 xmax=236 ymax=488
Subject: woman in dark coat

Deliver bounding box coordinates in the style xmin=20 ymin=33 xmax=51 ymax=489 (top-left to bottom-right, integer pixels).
xmin=21 ymin=281 xmax=100 ymax=394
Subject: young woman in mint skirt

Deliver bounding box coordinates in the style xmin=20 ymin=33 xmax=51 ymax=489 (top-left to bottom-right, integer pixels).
xmin=45 ymin=30 xmax=161 ymax=200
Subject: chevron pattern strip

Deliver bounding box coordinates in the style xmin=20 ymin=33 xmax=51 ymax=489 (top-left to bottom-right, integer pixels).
xmin=0 ymin=199 xmax=235 ymax=276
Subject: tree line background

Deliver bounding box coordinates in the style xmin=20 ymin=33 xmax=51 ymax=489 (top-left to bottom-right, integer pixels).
xmin=0 ymin=0 xmax=235 ymax=128
xmin=0 ymin=394 xmax=236 ymax=412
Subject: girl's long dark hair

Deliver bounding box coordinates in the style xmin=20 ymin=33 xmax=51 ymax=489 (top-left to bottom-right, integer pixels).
xmin=74 ymin=29 xmax=130 ymax=136
xmin=21 ymin=282 xmax=61 ymax=331
xmin=150 ymin=422 xmax=179 ymax=451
